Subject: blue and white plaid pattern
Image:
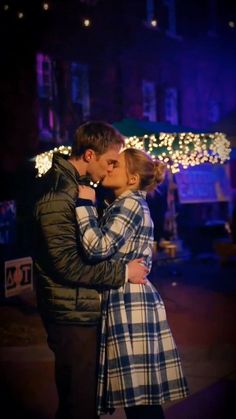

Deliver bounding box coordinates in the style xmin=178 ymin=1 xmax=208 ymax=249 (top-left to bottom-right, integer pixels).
xmin=98 ymin=282 xmax=189 ymax=414
xmin=76 ymin=190 xmax=189 ymax=414
xmin=76 ymin=190 xmax=153 ymax=267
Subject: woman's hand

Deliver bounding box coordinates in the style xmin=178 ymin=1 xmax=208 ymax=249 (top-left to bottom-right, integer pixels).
xmin=78 ymin=185 xmax=96 ymax=203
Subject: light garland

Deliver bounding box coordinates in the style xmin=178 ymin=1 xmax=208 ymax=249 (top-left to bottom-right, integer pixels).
xmin=35 ymin=145 xmax=71 ymax=177
xmin=35 ymin=132 xmax=231 ymax=176
xmin=2 ymin=1 xmax=97 ymax=19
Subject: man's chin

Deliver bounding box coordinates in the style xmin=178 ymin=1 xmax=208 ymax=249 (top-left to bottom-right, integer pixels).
xmin=100 ymin=176 xmax=107 ymax=184
xmin=101 ymin=178 xmax=110 ymax=188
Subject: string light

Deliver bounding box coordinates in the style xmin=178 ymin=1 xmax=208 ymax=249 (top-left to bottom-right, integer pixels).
xmin=2 ymin=2 xmax=95 ymax=22
xmin=34 ymin=132 xmax=231 ymax=177
xmin=150 ymin=19 xmax=157 ymax=27
xmin=35 ymin=146 xmax=71 ymax=177
xmin=228 ymin=21 xmax=235 ymax=28
xmin=83 ymin=18 xmax=91 ymax=27
xmin=17 ymin=11 xmax=24 ymax=19
xmin=42 ymin=2 xmax=50 ymax=11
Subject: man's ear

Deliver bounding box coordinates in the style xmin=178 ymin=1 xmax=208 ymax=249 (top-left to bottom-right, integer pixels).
xmin=83 ymin=149 xmax=96 ymax=163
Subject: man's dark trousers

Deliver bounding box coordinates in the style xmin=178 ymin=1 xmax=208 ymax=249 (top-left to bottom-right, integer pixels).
xmin=46 ymin=323 xmax=99 ymax=419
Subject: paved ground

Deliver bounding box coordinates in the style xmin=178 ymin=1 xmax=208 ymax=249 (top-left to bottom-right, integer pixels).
xmin=0 ymin=256 xmax=236 ymax=418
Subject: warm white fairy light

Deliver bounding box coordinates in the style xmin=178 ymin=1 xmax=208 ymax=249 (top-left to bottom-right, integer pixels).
xmin=228 ymin=21 xmax=235 ymax=28
xmin=34 ymin=132 xmax=231 ymax=176
xmin=35 ymin=146 xmax=72 ymax=177
xmin=150 ymin=19 xmax=157 ymax=27
xmin=83 ymin=18 xmax=91 ymax=27
xmin=42 ymin=2 xmax=49 ymax=11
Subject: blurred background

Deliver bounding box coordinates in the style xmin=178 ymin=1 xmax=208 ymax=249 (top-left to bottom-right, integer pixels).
xmin=0 ymin=0 xmax=236 ymax=263
xmin=0 ymin=2 xmax=236 ymax=419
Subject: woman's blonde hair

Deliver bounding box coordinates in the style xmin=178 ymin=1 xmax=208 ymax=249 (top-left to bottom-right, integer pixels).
xmin=123 ymin=148 xmax=166 ymax=192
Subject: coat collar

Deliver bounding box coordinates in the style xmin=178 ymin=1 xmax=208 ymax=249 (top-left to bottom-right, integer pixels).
xmin=52 ymin=153 xmax=81 ymax=183
xmin=104 ymin=189 xmax=147 ymax=210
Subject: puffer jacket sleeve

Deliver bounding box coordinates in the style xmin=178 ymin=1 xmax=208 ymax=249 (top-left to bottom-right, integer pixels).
xmin=34 ymin=192 xmax=126 ymax=289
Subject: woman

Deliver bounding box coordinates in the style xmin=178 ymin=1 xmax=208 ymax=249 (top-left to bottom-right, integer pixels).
xmin=76 ymin=148 xmax=189 ymax=419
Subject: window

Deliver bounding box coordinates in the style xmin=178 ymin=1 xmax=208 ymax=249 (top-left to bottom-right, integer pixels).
xmin=36 ymin=53 xmax=55 ymax=140
xmin=36 ymin=54 xmax=90 ymax=142
xmin=164 ymin=87 xmax=179 ymax=125
xmin=142 ymin=80 xmax=157 ymax=121
xmin=145 ymin=0 xmax=179 ymax=37
xmin=36 ymin=53 xmax=53 ymax=99
xmin=163 ymin=0 xmax=177 ymax=37
xmin=0 ymin=200 xmax=16 ymax=245
xmin=71 ymin=63 xmax=90 ymax=120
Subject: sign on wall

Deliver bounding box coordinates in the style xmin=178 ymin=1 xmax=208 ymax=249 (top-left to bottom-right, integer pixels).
xmin=175 ymin=163 xmax=231 ymax=203
xmin=5 ymin=257 xmax=33 ymax=298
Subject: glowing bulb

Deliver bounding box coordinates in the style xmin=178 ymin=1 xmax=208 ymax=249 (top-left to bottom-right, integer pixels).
xmin=43 ymin=2 xmax=49 ymax=11
xmin=18 ymin=11 xmax=24 ymax=19
xmin=150 ymin=19 xmax=157 ymax=27
xmin=228 ymin=21 xmax=235 ymax=28
xmin=83 ymin=18 xmax=91 ymax=27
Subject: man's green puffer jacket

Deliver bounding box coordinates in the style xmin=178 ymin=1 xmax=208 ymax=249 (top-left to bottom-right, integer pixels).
xmin=33 ymin=154 xmax=125 ymax=325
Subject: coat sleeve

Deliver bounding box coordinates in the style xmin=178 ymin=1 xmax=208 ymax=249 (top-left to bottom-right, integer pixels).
xmin=75 ymin=197 xmax=143 ymax=261
xmin=34 ymin=195 xmax=126 ymax=289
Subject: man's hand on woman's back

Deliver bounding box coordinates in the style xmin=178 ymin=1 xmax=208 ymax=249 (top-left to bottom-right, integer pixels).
xmin=127 ymin=258 xmax=148 ymax=284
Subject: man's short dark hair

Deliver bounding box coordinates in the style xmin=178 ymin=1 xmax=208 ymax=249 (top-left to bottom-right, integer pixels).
xmin=71 ymin=121 xmax=125 ymax=157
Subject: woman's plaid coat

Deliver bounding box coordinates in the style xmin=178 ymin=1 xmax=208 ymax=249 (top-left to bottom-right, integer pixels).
xmin=76 ymin=190 xmax=189 ymax=414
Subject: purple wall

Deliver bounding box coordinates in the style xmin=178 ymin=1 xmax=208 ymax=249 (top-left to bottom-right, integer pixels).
xmin=0 ymin=0 xmax=236 ymax=174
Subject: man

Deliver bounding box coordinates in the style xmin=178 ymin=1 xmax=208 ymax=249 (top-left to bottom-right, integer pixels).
xmin=33 ymin=121 xmax=148 ymax=419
